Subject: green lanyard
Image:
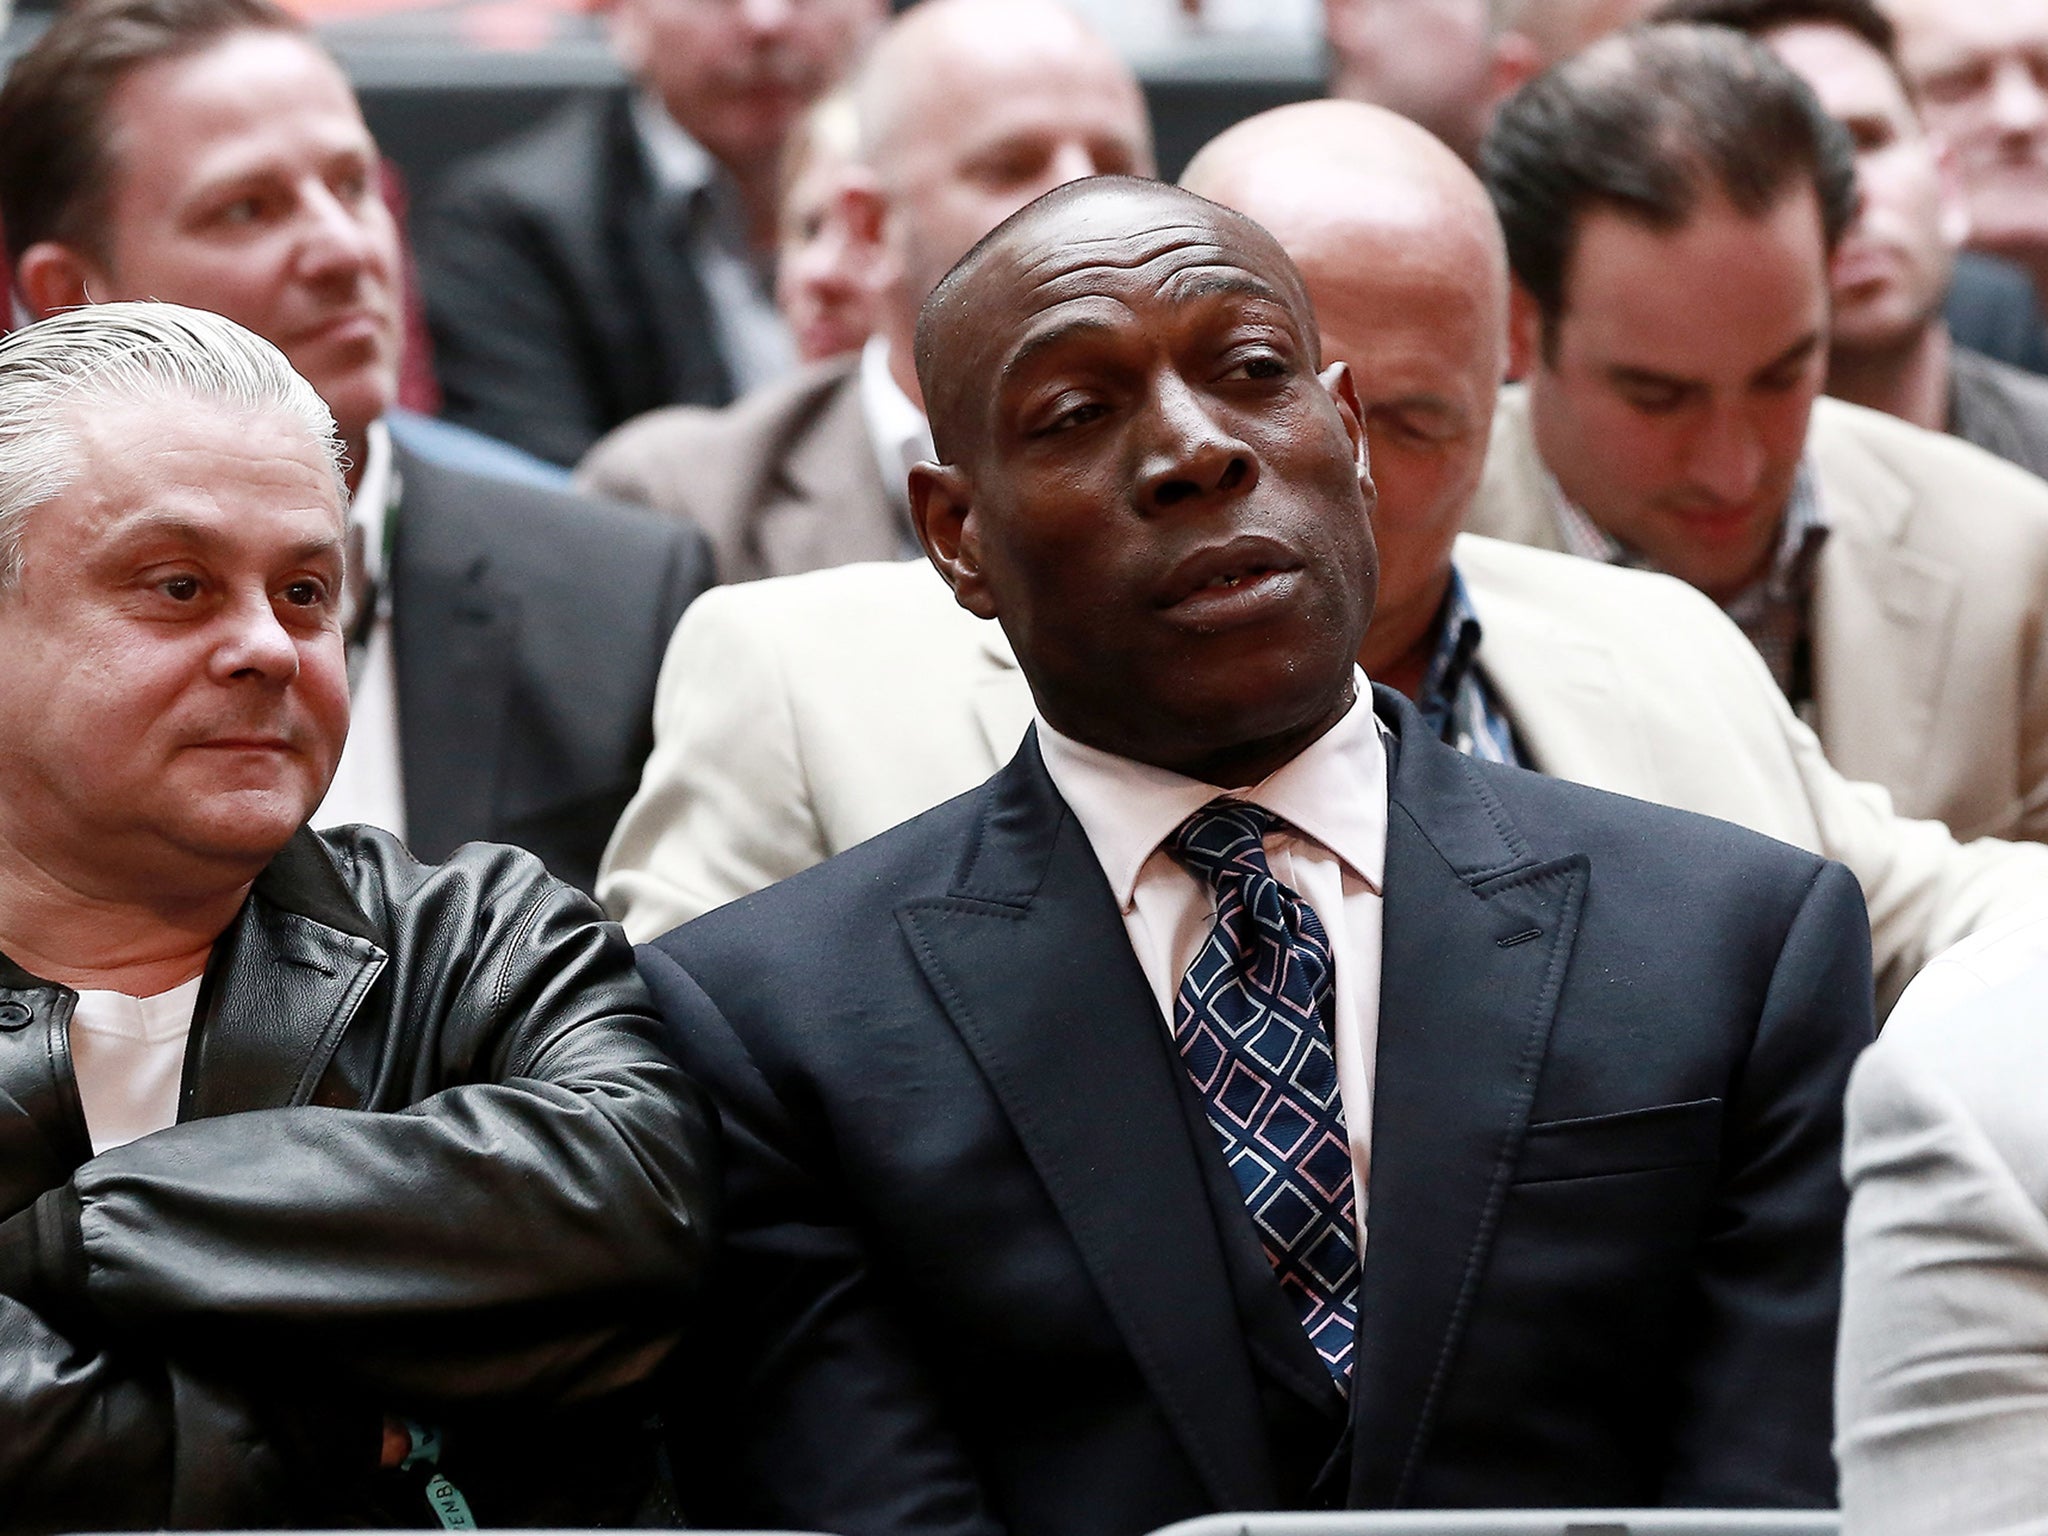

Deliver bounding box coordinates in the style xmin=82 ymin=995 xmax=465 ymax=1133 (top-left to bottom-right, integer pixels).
xmin=398 ymin=1419 xmax=477 ymax=1531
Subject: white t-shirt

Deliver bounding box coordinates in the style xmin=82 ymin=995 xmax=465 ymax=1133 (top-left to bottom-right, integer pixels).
xmin=67 ymin=976 xmax=204 ymax=1155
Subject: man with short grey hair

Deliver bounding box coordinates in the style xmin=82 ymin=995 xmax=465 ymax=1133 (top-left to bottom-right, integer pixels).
xmin=0 ymin=303 xmax=716 ymax=1529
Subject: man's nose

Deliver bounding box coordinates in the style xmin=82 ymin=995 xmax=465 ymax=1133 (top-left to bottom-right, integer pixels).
xmin=1988 ymin=57 xmax=2048 ymax=139
xmin=1684 ymin=404 xmax=1766 ymax=506
xmin=1049 ymin=139 xmax=1103 ymax=187
xmin=737 ymin=0 xmax=797 ymax=37
xmin=210 ymin=591 xmax=302 ymax=684
xmin=298 ymin=184 xmax=380 ymax=279
xmin=1138 ymin=373 xmax=1257 ymax=515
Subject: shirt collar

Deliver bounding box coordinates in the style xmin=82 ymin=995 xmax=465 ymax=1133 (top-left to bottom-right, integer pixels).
xmin=1035 ymin=669 xmax=1389 ymax=911
xmin=860 ymin=334 xmax=937 ymax=514
xmin=1544 ymin=458 xmax=1831 ymax=605
xmin=349 ymin=419 xmax=394 ymax=586
xmin=629 ymin=91 xmax=719 ymax=200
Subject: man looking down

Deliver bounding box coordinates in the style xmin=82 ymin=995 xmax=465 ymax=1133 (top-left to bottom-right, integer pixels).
xmin=0 ymin=303 xmax=716 ymax=1529
xmin=638 ymin=177 xmax=1870 ymax=1533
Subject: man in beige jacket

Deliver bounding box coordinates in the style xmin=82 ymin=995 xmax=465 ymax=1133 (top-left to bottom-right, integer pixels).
xmin=600 ymin=99 xmax=2048 ymax=1012
xmin=1470 ymin=24 xmax=2048 ymax=845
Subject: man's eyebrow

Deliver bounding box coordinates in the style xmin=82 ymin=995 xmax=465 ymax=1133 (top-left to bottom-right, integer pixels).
xmin=1163 ymin=269 xmax=1293 ymax=310
xmin=1604 ymin=364 xmax=1698 ymax=393
xmin=98 ymin=512 xmax=344 ymax=564
xmin=1752 ymin=331 xmax=1822 ymax=380
xmin=998 ymin=314 xmax=1124 ymax=389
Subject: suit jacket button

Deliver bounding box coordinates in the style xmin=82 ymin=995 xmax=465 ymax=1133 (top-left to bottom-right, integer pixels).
xmin=0 ymin=1000 xmax=31 ymax=1030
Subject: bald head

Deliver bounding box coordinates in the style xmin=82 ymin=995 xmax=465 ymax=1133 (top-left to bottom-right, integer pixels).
xmin=916 ymin=176 xmax=1316 ymax=463
xmin=837 ymin=0 xmax=1153 ymax=404
xmin=1182 ymin=100 xmax=1512 ymax=689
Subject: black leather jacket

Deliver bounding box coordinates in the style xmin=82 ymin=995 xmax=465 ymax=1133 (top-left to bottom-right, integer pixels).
xmin=0 ymin=827 xmax=719 ymax=1529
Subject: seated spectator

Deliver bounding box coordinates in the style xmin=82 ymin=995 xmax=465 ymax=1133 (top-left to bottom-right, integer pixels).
xmin=1658 ymin=0 xmax=2048 ymax=477
xmin=1886 ymin=0 xmax=2048 ymax=370
xmin=776 ymin=90 xmax=881 ymax=364
xmin=417 ymin=0 xmax=884 ymax=467
xmin=0 ymin=301 xmax=715 ymax=1529
xmin=1470 ymin=24 xmax=2048 ymax=844
xmin=0 ymin=0 xmax=715 ymax=895
xmin=599 ymin=99 xmax=2048 ymax=1024
xmin=1836 ymin=903 xmax=2048 ymax=1534
xmin=576 ymin=0 xmax=1153 ymax=586
xmin=641 ymin=174 xmax=1872 ymax=1535
xmin=1323 ymin=0 xmax=1662 ymax=164
xmin=1323 ymin=0 xmax=1501 ymax=162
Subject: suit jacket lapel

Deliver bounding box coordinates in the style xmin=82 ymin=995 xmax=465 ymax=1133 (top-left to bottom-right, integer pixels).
xmin=1349 ymin=697 xmax=1588 ymax=1505
xmin=181 ymin=831 xmax=387 ymax=1120
xmin=760 ymin=369 xmax=906 ymax=575
xmin=391 ymin=447 xmax=519 ymax=862
xmin=1806 ymin=424 xmax=1960 ymax=810
xmin=896 ymin=736 xmax=1279 ymax=1511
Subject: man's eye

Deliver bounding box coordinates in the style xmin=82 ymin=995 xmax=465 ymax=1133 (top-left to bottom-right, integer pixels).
xmin=159 ymin=574 xmax=202 ymax=601
xmin=1225 ymin=352 xmax=1288 ymax=382
xmin=281 ymin=578 xmax=331 ymax=608
xmin=1044 ymin=400 xmax=1107 ymax=433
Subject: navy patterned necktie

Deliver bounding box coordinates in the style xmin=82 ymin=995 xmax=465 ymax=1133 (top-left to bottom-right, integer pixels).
xmin=1167 ymin=798 xmax=1360 ymax=1388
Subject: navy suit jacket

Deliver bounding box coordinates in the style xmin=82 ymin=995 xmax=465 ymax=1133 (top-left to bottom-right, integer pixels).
xmin=640 ymin=689 xmax=1873 ymax=1536
xmin=390 ymin=443 xmax=713 ymax=893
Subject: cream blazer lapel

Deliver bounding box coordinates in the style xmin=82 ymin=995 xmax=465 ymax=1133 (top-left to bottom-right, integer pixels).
xmin=1803 ymin=407 xmax=1966 ymax=827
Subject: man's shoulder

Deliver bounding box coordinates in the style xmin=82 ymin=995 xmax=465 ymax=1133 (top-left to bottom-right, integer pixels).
xmin=285 ymin=824 xmax=606 ymax=946
xmin=677 ymin=557 xmax=999 ymax=665
xmin=645 ymin=769 xmax=1003 ymax=966
xmin=577 ymin=355 xmax=863 ymax=496
xmin=397 ymin=439 xmax=709 ymax=575
xmin=430 ymin=94 xmax=621 ymax=217
xmin=1810 ymin=394 xmax=2048 ymax=544
xmin=1456 ymin=531 xmax=1733 ymax=636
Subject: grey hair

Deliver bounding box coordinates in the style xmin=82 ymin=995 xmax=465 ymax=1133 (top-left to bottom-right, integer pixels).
xmin=0 ymin=300 xmax=345 ymax=593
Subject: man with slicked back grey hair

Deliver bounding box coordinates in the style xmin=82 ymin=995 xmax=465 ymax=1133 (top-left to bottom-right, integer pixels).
xmin=0 ymin=303 xmax=716 ymax=1530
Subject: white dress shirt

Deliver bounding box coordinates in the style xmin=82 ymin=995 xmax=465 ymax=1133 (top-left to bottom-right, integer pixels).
xmin=859 ymin=334 xmax=937 ymax=550
xmin=1036 ymin=673 xmax=1389 ymax=1253
xmin=67 ymin=976 xmax=204 ymax=1154
xmin=314 ymin=421 xmax=407 ymax=840
xmin=632 ymin=92 xmax=797 ymax=397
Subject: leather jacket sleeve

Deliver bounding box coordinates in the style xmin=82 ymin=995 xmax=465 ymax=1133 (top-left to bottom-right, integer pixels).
xmin=3 ymin=834 xmax=719 ymax=1419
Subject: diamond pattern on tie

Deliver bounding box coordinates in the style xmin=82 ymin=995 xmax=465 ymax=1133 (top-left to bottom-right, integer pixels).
xmin=1169 ymin=799 xmax=1359 ymax=1387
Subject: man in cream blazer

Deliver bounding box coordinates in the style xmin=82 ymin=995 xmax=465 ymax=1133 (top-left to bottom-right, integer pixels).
xmin=1835 ymin=905 xmax=2048 ymax=1535
xmin=1471 ymin=25 xmax=2048 ymax=846
xmin=1473 ymin=386 xmax=2048 ymax=844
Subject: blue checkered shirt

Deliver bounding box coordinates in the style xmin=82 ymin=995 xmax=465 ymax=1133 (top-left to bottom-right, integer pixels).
xmin=1414 ymin=569 xmax=1524 ymax=767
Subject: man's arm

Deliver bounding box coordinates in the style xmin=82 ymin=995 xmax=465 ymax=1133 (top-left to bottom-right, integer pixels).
xmin=638 ymin=943 xmax=1006 ymax=1536
xmin=0 ymin=848 xmax=720 ymax=1407
xmin=1779 ymin=700 xmax=2048 ymax=1011
xmin=1837 ymin=962 xmax=2048 ymax=1536
xmin=600 ymin=586 xmax=832 ymax=940
xmin=1661 ymin=857 xmax=1874 ymax=1505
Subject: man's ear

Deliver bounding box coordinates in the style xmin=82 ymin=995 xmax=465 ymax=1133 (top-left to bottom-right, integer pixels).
xmin=909 ymin=460 xmax=998 ymax=619
xmin=15 ymin=241 xmax=101 ymax=318
xmin=1506 ymin=279 xmax=1544 ymax=382
xmin=1317 ymin=359 xmax=1373 ymax=493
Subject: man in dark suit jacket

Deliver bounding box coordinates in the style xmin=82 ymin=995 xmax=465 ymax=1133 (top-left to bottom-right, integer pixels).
xmin=640 ymin=177 xmax=1874 ymax=1534
xmin=0 ymin=0 xmax=714 ymax=894
xmin=418 ymin=0 xmax=883 ymax=467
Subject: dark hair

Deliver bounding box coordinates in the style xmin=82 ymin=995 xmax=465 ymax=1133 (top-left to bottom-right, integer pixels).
xmin=1650 ymin=0 xmax=1910 ymax=90
xmin=1480 ymin=23 xmax=1858 ymax=341
xmin=0 ymin=0 xmax=309 ymax=267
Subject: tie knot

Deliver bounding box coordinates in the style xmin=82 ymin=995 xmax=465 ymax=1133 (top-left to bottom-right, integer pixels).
xmin=1167 ymin=798 xmax=1281 ymax=892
